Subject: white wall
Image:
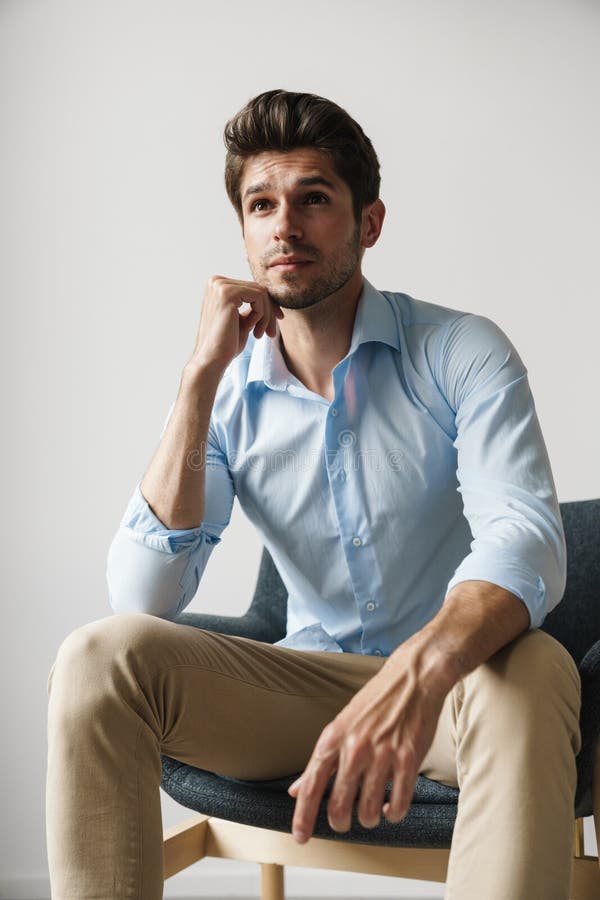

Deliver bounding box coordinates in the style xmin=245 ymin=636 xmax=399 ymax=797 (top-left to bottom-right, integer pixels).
xmin=1 ymin=0 xmax=599 ymax=897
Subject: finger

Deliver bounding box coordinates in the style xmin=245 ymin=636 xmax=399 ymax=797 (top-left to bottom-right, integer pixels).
xmin=327 ymin=768 xmax=363 ymax=833
xmin=253 ymin=315 xmax=268 ymax=339
xmin=238 ymin=302 xmax=259 ymax=323
xmin=291 ymin=759 xmax=336 ymax=843
xmin=288 ymin=761 xmax=337 ymax=798
xmin=233 ymin=290 xmax=269 ymax=330
xmin=237 ymin=300 xmax=258 ymax=329
xmin=231 ymin=284 xmax=271 ymax=310
xmin=291 ymin=727 xmax=340 ymax=843
xmin=255 ymin=296 xmax=278 ymax=340
xmin=326 ymin=739 xmax=372 ymax=833
xmin=237 ymin=291 xmax=280 ymax=339
xmin=357 ymin=758 xmax=394 ymax=829
xmin=382 ymin=756 xmax=416 ymax=823
xmin=265 ymin=303 xmax=279 ymax=337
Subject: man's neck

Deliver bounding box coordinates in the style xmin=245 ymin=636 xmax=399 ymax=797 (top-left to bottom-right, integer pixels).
xmin=276 ymin=269 xmax=364 ymax=402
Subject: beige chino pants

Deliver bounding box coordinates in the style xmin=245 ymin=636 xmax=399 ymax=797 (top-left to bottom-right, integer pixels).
xmin=45 ymin=612 xmax=582 ymax=899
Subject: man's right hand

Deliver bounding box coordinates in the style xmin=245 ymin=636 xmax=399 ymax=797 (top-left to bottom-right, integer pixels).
xmin=186 ymin=276 xmax=284 ymax=376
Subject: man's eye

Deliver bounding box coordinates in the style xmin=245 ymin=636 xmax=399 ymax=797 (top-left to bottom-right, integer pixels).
xmin=250 ymin=193 xmax=329 ymax=213
xmin=250 ymin=199 xmax=271 ymax=212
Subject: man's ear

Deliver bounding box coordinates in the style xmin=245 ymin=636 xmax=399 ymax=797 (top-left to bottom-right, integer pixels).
xmin=361 ymin=198 xmax=386 ymax=249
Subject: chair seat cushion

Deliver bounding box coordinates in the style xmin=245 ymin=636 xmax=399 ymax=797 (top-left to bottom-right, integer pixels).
xmin=161 ymin=756 xmax=458 ymax=848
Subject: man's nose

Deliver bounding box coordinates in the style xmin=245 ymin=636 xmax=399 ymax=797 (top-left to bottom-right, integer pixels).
xmin=272 ymin=202 xmax=304 ymax=242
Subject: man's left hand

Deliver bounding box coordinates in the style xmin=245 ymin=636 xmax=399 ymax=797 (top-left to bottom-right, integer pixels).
xmin=287 ymin=650 xmax=452 ymax=843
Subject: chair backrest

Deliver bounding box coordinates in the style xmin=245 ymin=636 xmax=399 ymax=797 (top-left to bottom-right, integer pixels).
xmin=542 ymin=499 xmax=600 ymax=665
xmin=247 ymin=547 xmax=288 ymax=643
xmin=250 ymin=500 xmax=600 ymax=664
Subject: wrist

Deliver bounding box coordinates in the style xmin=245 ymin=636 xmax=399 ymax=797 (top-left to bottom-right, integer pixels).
xmin=387 ymin=627 xmax=462 ymax=698
xmin=182 ymin=359 xmax=225 ymax=391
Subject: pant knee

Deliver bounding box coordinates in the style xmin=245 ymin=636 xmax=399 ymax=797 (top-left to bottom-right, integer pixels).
xmin=54 ymin=611 xmax=167 ymax=663
xmin=489 ymin=629 xmax=580 ymax=702
xmin=47 ymin=613 xmax=169 ymax=710
xmin=459 ymin=629 xmax=581 ymax=749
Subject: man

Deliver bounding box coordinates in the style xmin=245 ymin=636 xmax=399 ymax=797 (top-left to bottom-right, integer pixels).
xmin=46 ymin=89 xmax=581 ymax=899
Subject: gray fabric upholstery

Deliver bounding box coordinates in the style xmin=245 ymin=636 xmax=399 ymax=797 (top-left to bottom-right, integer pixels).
xmin=542 ymin=500 xmax=600 ymax=665
xmin=162 ymin=499 xmax=600 ymax=845
xmin=175 ymin=547 xmax=287 ymax=643
xmin=571 ymin=639 xmax=600 ymax=816
xmin=161 ymin=756 xmax=458 ymax=847
xmin=541 ymin=499 xmax=600 ymax=818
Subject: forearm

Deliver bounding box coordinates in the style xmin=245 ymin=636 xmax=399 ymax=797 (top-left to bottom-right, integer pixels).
xmin=139 ymin=362 xmax=223 ymax=529
xmin=386 ymin=580 xmax=530 ymax=696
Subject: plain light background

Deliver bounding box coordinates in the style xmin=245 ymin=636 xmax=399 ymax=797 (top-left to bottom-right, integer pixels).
xmin=1 ymin=0 xmax=599 ymax=897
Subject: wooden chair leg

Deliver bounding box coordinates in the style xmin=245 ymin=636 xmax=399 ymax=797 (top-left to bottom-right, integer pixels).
xmin=574 ymin=818 xmax=585 ymax=857
xmin=261 ymin=862 xmax=285 ymax=900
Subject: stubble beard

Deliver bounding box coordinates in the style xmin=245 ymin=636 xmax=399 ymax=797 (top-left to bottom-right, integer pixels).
xmin=251 ymin=221 xmax=363 ymax=311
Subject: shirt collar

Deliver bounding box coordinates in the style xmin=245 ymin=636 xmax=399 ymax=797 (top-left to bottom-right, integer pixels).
xmin=245 ymin=275 xmax=400 ymax=390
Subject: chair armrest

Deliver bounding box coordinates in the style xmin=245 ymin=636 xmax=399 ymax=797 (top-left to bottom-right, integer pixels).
xmin=575 ymin=638 xmax=600 ymax=815
xmin=173 ymin=609 xmax=284 ymax=644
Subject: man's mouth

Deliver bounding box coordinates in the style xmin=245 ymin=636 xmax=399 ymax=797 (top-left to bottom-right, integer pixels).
xmin=270 ymin=261 xmax=313 ymax=271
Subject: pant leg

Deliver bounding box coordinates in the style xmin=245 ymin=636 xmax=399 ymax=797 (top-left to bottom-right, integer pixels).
xmin=45 ymin=612 xmax=385 ymax=900
xmin=419 ymin=628 xmax=582 ymax=900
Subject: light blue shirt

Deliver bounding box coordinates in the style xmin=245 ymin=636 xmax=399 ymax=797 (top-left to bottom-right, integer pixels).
xmin=106 ymin=276 xmax=566 ymax=656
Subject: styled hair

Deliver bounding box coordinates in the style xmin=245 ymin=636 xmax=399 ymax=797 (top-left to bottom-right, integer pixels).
xmin=223 ymin=89 xmax=381 ymax=224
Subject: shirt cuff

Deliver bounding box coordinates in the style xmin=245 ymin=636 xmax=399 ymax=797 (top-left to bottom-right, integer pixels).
xmin=446 ymin=553 xmax=547 ymax=629
xmin=120 ymin=482 xmax=210 ymax=554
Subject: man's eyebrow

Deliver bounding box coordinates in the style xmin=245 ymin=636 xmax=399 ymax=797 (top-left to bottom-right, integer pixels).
xmin=242 ymin=176 xmax=338 ymax=203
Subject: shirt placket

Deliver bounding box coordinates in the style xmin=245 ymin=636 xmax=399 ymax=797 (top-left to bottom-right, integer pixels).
xmin=325 ymin=361 xmax=386 ymax=657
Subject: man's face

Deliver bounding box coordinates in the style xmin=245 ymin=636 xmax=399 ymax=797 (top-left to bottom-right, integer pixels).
xmin=239 ymin=148 xmax=365 ymax=311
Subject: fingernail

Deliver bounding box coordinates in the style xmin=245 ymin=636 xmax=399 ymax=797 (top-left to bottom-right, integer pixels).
xmin=293 ymin=829 xmax=307 ymax=842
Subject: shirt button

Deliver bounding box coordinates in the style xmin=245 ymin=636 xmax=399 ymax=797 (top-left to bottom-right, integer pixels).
xmin=366 ymin=601 xmax=375 ymax=611
xmin=331 ymin=407 xmax=339 ymax=417
xmin=373 ymin=649 xmax=383 ymax=657
xmin=352 ymin=536 xmax=362 ymax=547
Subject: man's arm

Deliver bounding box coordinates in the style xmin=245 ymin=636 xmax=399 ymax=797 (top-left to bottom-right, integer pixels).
xmin=141 ymin=273 xmax=280 ymax=528
xmin=440 ymin=313 xmax=566 ymax=630
xmin=106 ymin=276 xmax=282 ymax=619
xmin=139 ymin=363 xmax=224 ymax=530
xmin=106 ymin=372 xmax=236 ymax=620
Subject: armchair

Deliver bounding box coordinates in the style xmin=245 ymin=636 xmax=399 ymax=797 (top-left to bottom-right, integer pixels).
xmin=161 ymin=499 xmax=600 ymax=899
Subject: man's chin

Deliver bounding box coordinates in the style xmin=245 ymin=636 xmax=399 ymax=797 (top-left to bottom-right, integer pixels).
xmin=267 ymin=291 xmax=322 ymax=311
xmin=264 ymin=281 xmax=311 ymax=309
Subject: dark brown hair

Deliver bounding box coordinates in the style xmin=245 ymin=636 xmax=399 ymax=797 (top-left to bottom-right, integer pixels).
xmin=223 ymin=89 xmax=381 ymax=224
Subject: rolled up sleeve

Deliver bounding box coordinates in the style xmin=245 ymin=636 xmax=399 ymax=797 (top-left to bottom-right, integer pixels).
xmin=441 ymin=314 xmax=566 ymax=629
xmin=106 ymin=400 xmax=235 ymax=619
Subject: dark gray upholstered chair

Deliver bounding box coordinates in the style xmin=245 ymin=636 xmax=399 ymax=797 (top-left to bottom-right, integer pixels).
xmin=161 ymin=499 xmax=600 ymax=899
